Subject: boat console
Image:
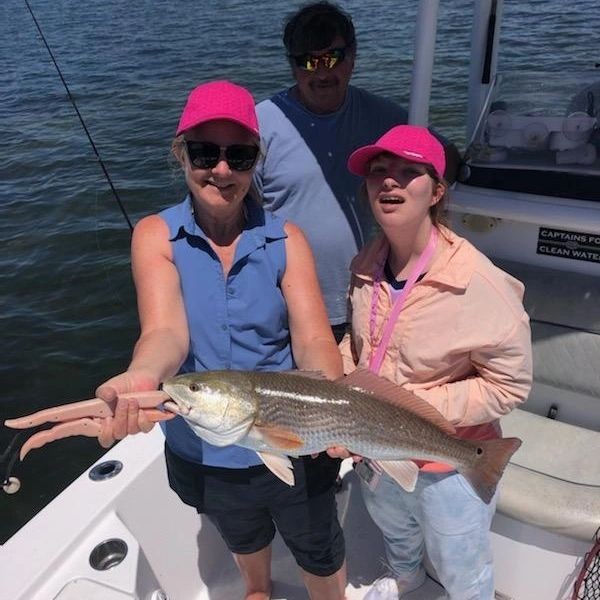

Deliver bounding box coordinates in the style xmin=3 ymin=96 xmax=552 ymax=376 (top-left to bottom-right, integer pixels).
xmin=459 ymin=72 xmax=600 ymax=201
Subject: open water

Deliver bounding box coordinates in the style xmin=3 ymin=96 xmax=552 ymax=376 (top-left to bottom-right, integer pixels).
xmin=1 ymin=0 xmax=599 ymax=543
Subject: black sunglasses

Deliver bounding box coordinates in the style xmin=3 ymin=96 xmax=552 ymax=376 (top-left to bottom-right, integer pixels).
xmin=292 ymin=47 xmax=347 ymax=72
xmin=184 ymin=141 xmax=259 ymax=171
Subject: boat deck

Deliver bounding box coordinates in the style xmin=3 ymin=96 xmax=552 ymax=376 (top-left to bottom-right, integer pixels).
xmin=1 ymin=430 xmax=450 ymax=600
xmin=204 ymin=468 xmax=447 ymax=600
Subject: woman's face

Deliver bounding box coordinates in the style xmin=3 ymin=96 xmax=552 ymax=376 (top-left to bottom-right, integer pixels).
xmin=178 ymin=120 xmax=258 ymax=212
xmin=365 ymin=153 xmax=443 ymax=230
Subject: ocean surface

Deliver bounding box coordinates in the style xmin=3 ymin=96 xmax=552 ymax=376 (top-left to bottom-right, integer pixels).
xmin=1 ymin=0 xmax=599 ymax=543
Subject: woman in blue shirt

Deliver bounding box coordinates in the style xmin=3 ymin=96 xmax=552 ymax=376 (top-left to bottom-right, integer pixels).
xmin=95 ymin=80 xmax=345 ymax=600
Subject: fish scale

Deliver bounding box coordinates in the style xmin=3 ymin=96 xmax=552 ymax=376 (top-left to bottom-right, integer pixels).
xmin=165 ymin=370 xmax=482 ymax=467
xmin=161 ymin=370 xmax=521 ymax=503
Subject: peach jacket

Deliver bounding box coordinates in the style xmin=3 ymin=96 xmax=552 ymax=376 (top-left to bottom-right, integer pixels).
xmin=339 ymin=226 xmax=532 ymax=437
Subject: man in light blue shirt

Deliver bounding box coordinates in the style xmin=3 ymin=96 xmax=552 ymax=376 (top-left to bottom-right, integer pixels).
xmin=254 ymin=2 xmax=458 ymax=342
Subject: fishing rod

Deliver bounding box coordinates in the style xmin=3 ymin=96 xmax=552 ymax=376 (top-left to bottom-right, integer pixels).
xmin=3 ymin=2 xmax=135 ymax=493
xmin=24 ymin=0 xmax=134 ymax=232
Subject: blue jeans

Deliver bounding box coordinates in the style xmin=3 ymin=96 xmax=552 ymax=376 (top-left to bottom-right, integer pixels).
xmin=360 ymin=469 xmax=497 ymax=600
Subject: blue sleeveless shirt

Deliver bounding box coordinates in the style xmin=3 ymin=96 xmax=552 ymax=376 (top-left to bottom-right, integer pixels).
xmin=159 ymin=195 xmax=293 ymax=468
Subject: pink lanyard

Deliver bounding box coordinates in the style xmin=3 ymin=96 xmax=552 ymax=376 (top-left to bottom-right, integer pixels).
xmin=368 ymin=227 xmax=438 ymax=375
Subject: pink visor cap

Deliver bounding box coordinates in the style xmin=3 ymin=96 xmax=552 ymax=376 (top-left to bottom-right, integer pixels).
xmin=175 ymin=80 xmax=259 ymax=137
xmin=347 ymin=125 xmax=446 ymax=179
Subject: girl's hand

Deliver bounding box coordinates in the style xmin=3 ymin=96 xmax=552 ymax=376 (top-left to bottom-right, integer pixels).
xmin=326 ymin=446 xmax=363 ymax=462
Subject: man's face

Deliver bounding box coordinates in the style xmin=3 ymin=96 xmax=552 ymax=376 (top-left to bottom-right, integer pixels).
xmin=292 ymin=35 xmax=355 ymax=115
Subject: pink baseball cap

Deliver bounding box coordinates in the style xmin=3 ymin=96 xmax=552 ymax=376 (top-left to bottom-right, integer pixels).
xmin=347 ymin=125 xmax=446 ymax=179
xmin=175 ymin=80 xmax=259 ymax=137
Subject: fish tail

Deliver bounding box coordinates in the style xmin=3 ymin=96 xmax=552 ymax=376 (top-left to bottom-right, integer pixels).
xmin=459 ymin=437 xmax=522 ymax=504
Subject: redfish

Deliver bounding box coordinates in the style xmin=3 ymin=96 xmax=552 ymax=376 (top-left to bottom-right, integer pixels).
xmin=162 ymin=369 xmax=521 ymax=503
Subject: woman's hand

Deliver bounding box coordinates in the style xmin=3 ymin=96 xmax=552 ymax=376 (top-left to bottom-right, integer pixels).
xmin=95 ymin=370 xmax=162 ymax=448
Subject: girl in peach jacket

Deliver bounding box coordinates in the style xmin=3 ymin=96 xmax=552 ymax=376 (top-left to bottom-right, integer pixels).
xmin=337 ymin=125 xmax=532 ymax=600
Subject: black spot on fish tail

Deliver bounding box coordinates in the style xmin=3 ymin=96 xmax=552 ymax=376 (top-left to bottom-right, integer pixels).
xmin=459 ymin=437 xmax=522 ymax=504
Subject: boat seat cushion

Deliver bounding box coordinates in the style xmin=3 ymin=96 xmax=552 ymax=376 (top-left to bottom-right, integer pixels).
xmin=496 ymin=258 xmax=600 ymax=399
xmin=530 ymin=322 xmax=600 ymax=398
xmin=498 ymin=408 xmax=600 ymax=541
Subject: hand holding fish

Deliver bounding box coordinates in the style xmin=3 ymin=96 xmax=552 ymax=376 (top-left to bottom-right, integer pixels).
xmin=4 ymin=373 xmax=174 ymax=459
xmin=94 ymin=397 xmax=160 ymax=449
xmin=326 ymin=447 xmax=363 ymax=461
xmin=94 ymin=370 xmax=174 ymax=447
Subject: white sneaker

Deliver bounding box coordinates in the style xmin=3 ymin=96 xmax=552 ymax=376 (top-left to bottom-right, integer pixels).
xmin=363 ymin=578 xmax=400 ymax=600
xmin=364 ymin=570 xmax=427 ymax=599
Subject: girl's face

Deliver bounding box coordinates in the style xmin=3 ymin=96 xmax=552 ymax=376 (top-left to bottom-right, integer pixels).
xmin=177 ymin=120 xmax=258 ymax=213
xmin=365 ymin=153 xmax=443 ymax=230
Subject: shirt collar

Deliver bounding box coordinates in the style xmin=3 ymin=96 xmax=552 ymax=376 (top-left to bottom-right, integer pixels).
xmin=350 ymin=226 xmax=475 ymax=291
xmin=284 ymin=84 xmax=353 ymax=119
xmin=180 ymin=194 xmax=286 ymax=257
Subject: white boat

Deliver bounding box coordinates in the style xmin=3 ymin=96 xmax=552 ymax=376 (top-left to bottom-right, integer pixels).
xmin=2 ymin=1 xmax=599 ymax=598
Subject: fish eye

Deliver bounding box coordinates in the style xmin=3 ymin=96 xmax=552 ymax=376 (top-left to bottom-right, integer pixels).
xmin=189 ymin=383 xmax=199 ymax=392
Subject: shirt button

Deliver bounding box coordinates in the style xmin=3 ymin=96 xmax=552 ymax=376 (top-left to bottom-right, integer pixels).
xmin=221 ymin=324 xmax=228 ymax=331
xmin=328 ymin=151 xmax=333 ymax=157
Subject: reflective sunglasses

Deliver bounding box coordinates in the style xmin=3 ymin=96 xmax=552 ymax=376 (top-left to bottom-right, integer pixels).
xmin=184 ymin=141 xmax=259 ymax=171
xmin=292 ymin=47 xmax=346 ymax=72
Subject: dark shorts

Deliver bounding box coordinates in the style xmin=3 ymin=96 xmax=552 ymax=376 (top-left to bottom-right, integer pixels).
xmin=164 ymin=444 xmax=345 ymax=576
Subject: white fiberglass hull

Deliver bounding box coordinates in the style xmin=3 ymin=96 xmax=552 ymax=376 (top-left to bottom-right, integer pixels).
xmin=0 ymin=429 xmax=448 ymax=600
xmin=1 ymin=425 xmax=594 ymax=600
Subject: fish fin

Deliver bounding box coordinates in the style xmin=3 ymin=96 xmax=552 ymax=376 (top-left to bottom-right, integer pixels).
xmin=254 ymin=424 xmax=304 ymax=450
xmin=337 ymin=369 xmax=456 ymax=435
xmin=279 ymin=369 xmax=328 ymax=381
xmin=374 ymin=459 xmax=419 ymax=492
xmin=257 ymin=452 xmax=295 ymax=486
xmin=459 ymin=437 xmax=522 ymax=504
xmin=186 ymin=419 xmax=251 ymax=446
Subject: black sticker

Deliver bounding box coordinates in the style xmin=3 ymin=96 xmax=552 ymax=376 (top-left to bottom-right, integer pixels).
xmin=537 ymin=227 xmax=600 ymax=263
